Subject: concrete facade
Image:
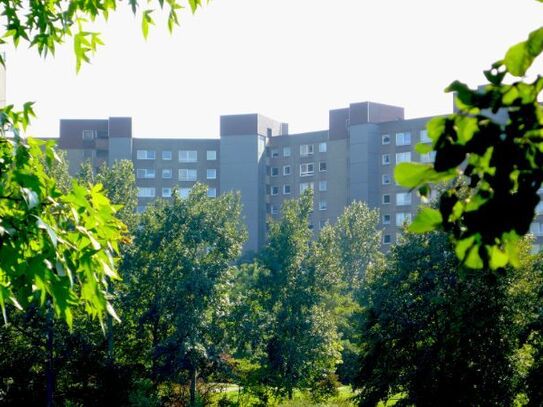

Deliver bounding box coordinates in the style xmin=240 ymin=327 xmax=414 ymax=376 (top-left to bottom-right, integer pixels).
xmin=56 ymin=100 xmax=543 ymax=253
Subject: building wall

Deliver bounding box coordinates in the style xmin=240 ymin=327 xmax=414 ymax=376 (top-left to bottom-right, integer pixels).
xmin=56 ymin=100 xmax=543 ymax=253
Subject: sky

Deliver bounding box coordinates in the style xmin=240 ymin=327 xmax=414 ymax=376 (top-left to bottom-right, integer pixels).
xmin=5 ymin=0 xmax=543 ymax=138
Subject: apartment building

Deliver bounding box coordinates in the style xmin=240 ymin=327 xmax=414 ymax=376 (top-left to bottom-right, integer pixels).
xmin=57 ymin=100 xmax=543 ymax=253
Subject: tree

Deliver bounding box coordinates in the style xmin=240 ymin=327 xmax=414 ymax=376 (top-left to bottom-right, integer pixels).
xmin=79 ymin=160 xmax=138 ymax=230
xmin=395 ymin=2 xmax=543 ymax=270
xmin=120 ymin=183 xmax=246 ymax=405
xmin=332 ymin=201 xmax=383 ymax=385
xmin=250 ymin=190 xmax=342 ymax=400
xmin=355 ymin=230 xmax=542 ymax=406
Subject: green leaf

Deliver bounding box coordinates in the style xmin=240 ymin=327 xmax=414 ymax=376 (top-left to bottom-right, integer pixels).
xmin=21 ymin=187 xmax=39 ymax=209
xmin=487 ymin=245 xmax=508 ymax=270
xmin=504 ymin=27 xmax=543 ymax=76
xmin=142 ymin=10 xmax=155 ymax=39
xmin=408 ymin=208 xmax=442 ymax=233
xmin=395 ymin=162 xmax=456 ymax=189
xmin=35 ymin=216 xmax=58 ymax=247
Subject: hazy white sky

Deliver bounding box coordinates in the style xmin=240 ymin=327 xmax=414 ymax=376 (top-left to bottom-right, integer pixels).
xmin=6 ymin=0 xmax=543 ymax=138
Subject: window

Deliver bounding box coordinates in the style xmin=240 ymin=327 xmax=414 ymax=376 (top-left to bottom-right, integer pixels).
xmin=283 ymin=147 xmax=291 ymax=157
xmin=382 ymin=134 xmax=391 ymax=145
xmin=136 ymin=168 xmax=156 ymax=179
xmin=318 ymin=200 xmax=327 ymax=211
xmin=206 ymin=150 xmax=217 ymax=160
xmin=162 ymin=187 xmax=172 ymax=198
xmin=420 ymin=129 xmax=431 ymax=143
xmin=383 ymin=214 xmax=391 ymax=225
xmin=530 ymin=222 xmax=543 ymax=236
xmin=162 ymin=168 xmax=172 ymax=179
xmin=179 ymin=169 xmax=197 ymax=181
xmin=208 ymin=187 xmax=217 ymax=198
xmin=396 ymin=132 xmax=412 ymax=146
xmin=319 ymin=142 xmax=327 ymax=153
xmin=420 ymin=151 xmax=436 ymax=163
xmin=271 ymin=167 xmax=279 ymax=177
xmin=300 ymin=144 xmax=314 ymax=157
xmin=137 ymin=187 xmax=155 ymax=198
xmin=300 ymin=182 xmax=314 ymax=193
xmin=382 ymin=174 xmax=391 ymax=185
xmin=206 ymin=169 xmax=217 ymax=180
xmin=283 ymin=185 xmax=291 ymax=195
xmin=271 ymin=148 xmax=279 ymax=158
xmin=82 ymin=130 xmax=97 ymax=140
xmin=383 ymin=234 xmax=392 ymax=244
xmin=319 ymin=180 xmax=327 ymax=192
xmin=137 ymin=206 xmax=146 ymax=213
xmin=271 ymin=186 xmax=279 ymax=196
xmin=179 ymin=188 xmax=192 ymax=199
xmin=319 ymin=161 xmax=327 ymax=172
xmin=179 ymin=150 xmax=197 ymax=162
xmin=383 ymin=194 xmax=391 ymax=204
xmin=396 ymin=212 xmax=412 ymax=226
xmin=267 ymin=128 xmax=273 ymax=138
xmin=271 ymin=205 xmax=279 ymax=215
xmin=300 ymin=163 xmax=315 ymax=177
xmin=396 ymin=192 xmax=412 ymax=206
xmin=382 ymin=154 xmax=391 ymax=165
xmin=319 ymin=220 xmax=327 ymax=228
xmin=162 ymin=150 xmax=172 ymax=160
xmin=283 ymin=165 xmax=291 ymax=176
xmin=137 ymin=150 xmax=156 ymax=160
xmin=396 ymin=152 xmax=411 ymax=164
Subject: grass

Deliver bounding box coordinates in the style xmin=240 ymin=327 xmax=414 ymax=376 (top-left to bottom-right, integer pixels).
xmin=210 ymin=385 xmax=357 ymax=406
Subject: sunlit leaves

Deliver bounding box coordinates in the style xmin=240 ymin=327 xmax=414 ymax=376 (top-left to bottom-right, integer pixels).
xmin=0 ymin=0 xmax=207 ymax=71
xmin=395 ymin=22 xmax=543 ymax=270
xmin=409 ymin=207 xmax=442 ymax=233
xmin=0 ymin=105 xmax=127 ymax=327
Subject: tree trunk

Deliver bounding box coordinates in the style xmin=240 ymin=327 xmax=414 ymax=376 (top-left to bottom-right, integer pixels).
xmin=45 ymin=302 xmax=54 ymax=407
xmin=190 ymin=365 xmax=197 ymax=407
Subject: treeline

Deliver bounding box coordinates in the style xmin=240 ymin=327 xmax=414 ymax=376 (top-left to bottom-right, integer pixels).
xmin=0 ymin=159 xmax=542 ymax=406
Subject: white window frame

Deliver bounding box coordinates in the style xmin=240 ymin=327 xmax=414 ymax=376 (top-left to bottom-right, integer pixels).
xmin=383 ymin=194 xmax=391 ymax=204
xmin=420 ymin=129 xmax=431 ymax=143
xmin=283 ymin=184 xmax=291 ymax=195
xmin=420 ymin=151 xmax=436 ymax=163
xmin=300 ymin=163 xmax=315 ymax=177
xmin=162 ymin=187 xmax=172 ymax=198
xmin=179 ymin=169 xmax=197 ymax=181
xmin=82 ymin=130 xmax=97 ymax=141
xmin=271 ymin=167 xmax=279 ymax=177
xmin=162 ymin=150 xmax=173 ymax=160
xmin=206 ymin=169 xmax=217 ymax=180
xmin=179 ymin=150 xmax=197 ymax=163
xmin=396 ymin=212 xmax=412 ymax=226
xmin=318 ymin=200 xmax=327 ymax=211
xmin=162 ymin=168 xmax=172 ymax=179
xmin=137 ymin=150 xmax=156 ymax=160
xmin=207 ymin=187 xmax=217 ymax=198
xmin=300 ymin=144 xmax=314 ymax=157
xmin=271 ymin=205 xmax=279 ymax=215
xmin=382 ymin=134 xmax=391 ymax=145
xmin=319 ymin=161 xmax=327 ymax=172
xmin=383 ymin=234 xmax=392 ymax=245
xmin=383 ymin=214 xmax=391 ymax=225
xmin=206 ymin=150 xmax=217 ymax=161
xmin=271 ymin=186 xmax=279 ymax=196
xmin=136 ymin=168 xmax=156 ymax=179
xmin=283 ymin=165 xmax=291 ymax=176
xmin=382 ymin=174 xmax=391 ymax=185
xmin=319 ymin=180 xmax=327 ymax=192
xmin=396 ymin=132 xmax=412 ymax=146
xmin=382 ymin=154 xmax=391 ymax=165
xmin=283 ymin=146 xmax=291 ymax=157
xmin=137 ymin=187 xmax=155 ymax=198
xmin=395 ymin=152 xmax=412 ymax=164
xmin=396 ymin=192 xmax=412 ymax=206
xmin=319 ymin=142 xmax=327 ymax=153
xmin=271 ymin=148 xmax=280 ymax=158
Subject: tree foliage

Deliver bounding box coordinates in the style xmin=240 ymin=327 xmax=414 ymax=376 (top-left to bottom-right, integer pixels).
xmin=355 ymin=230 xmax=542 ymax=406
xmin=0 ymin=107 xmax=127 ymax=326
xmin=395 ymin=7 xmax=543 ymax=269
xmin=0 ymin=0 xmax=207 ymax=71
